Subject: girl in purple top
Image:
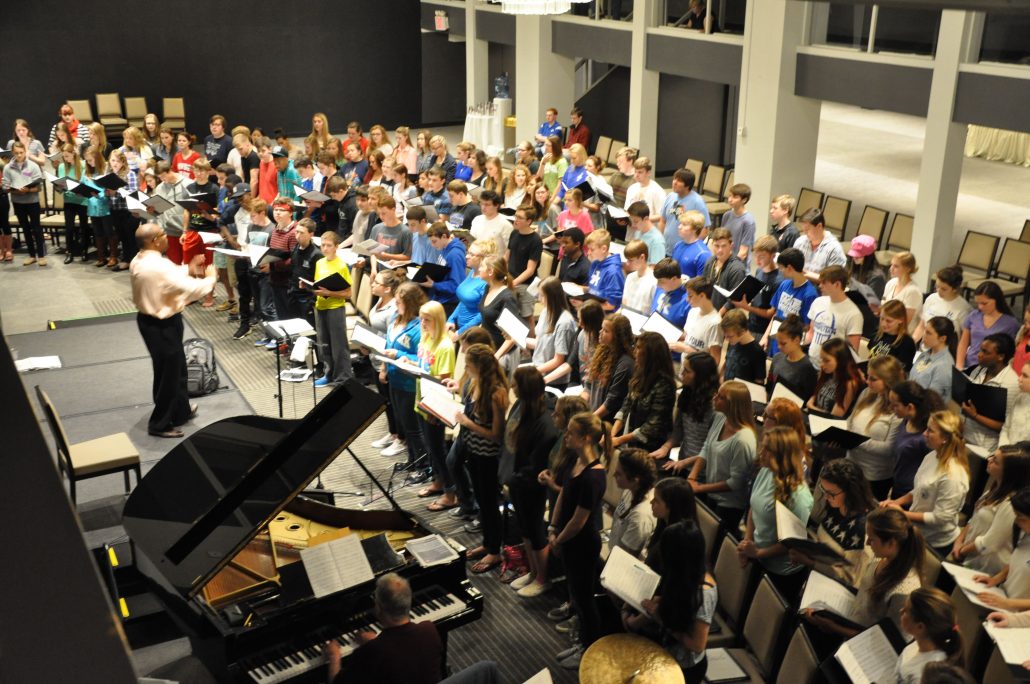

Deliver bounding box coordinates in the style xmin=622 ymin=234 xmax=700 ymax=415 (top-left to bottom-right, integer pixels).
xmin=957 ymin=282 xmax=1019 ymax=369
xmin=889 ymin=381 xmax=945 ymax=497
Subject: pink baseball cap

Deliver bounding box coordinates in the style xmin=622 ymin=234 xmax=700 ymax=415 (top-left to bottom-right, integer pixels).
xmin=848 ymin=234 xmax=877 ymax=258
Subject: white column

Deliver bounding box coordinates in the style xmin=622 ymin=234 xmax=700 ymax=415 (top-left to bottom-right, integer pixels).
xmin=466 ymin=2 xmax=489 ymax=108
xmin=732 ymin=0 xmax=821 ymax=225
xmin=910 ymin=10 xmax=982 ymax=290
xmin=514 ymin=15 xmax=576 ymax=144
xmin=627 ymin=0 xmax=660 ymax=156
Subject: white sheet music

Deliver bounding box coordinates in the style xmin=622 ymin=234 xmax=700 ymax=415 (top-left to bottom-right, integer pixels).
xmin=984 ymin=622 xmax=1030 ymax=665
xmin=561 ymin=282 xmax=586 ymax=297
xmin=300 ymin=534 xmax=374 ymax=599
xmin=599 ymin=546 xmax=661 ymax=615
xmin=835 ymin=625 xmax=899 ymax=684
xmin=669 ymin=447 xmax=681 ymax=461
xmin=808 ymin=413 xmax=849 ymax=437
xmin=521 ymin=668 xmax=553 ymax=684
xmin=372 ymin=354 xmax=432 ymax=378
xmin=418 ymin=380 xmax=464 ymax=428
xmin=770 ymin=382 xmax=804 ymax=407
xmin=775 ymin=500 xmax=809 ymax=542
xmin=620 ymin=307 xmax=649 ymax=336
xmin=642 ymin=311 xmax=683 ymax=344
xmin=768 ymin=319 xmax=781 ymax=336
xmin=267 ymin=318 xmax=315 ymax=336
xmin=605 ymin=204 xmax=628 ymax=220
xmin=405 ymin=534 xmax=460 ymax=568
xmin=740 ymin=379 xmax=768 ymax=404
xmin=352 ymin=324 xmax=387 ymax=353
xmin=943 ymin=562 xmax=1010 ymax=611
xmin=497 ymin=307 xmax=530 ymax=349
xmin=799 ymin=571 xmax=857 ymax=620
xmin=704 ymin=648 xmax=748 ymax=682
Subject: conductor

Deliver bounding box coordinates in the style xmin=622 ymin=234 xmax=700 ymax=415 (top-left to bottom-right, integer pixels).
xmin=130 ymin=223 xmax=216 ymax=438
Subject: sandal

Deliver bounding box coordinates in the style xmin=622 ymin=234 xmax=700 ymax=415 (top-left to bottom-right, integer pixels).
xmin=471 ymin=555 xmax=502 ymax=574
xmin=417 ymin=486 xmax=444 ymax=498
xmin=466 ymin=546 xmax=488 ymax=561
xmin=427 ymin=498 xmax=458 ymax=512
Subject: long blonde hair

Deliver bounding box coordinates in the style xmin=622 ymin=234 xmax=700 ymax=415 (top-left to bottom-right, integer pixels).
xmin=761 ymin=426 xmax=806 ymax=504
xmin=852 ymin=356 xmax=905 ymax=421
xmin=419 ymin=300 xmax=448 ymax=352
xmin=720 ymin=381 xmax=757 ymax=434
xmin=929 ymin=411 xmax=969 ymax=477
xmin=310 ymin=112 xmax=331 ymax=147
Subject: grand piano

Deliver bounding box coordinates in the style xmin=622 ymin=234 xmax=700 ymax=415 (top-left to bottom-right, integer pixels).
xmin=122 ymin=380 xmax=482 ymax=683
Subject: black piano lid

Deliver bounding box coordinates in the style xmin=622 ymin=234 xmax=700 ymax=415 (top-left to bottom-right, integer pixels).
xmin=122 ymin=380 xmax=385 ymax=600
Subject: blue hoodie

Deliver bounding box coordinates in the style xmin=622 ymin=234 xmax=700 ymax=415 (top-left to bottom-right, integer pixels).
xmin=385 ymin=316 xmax=421 ymax=393
xmin=431 ymin=238 xmax=467 ymax=305
xmin=589 ymin=254 xmax=626 ymax=309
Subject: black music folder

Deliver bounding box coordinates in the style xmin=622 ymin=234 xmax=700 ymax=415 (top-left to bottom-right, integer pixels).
xmin=952 ymin=367 xmax=1009 ymax=423
xmin=92 ymin=172 xmax=127 ymax=191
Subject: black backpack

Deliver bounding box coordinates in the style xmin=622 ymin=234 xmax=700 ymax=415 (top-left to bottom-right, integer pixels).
xmin=184 ymin=338 xmax=220 ymax=397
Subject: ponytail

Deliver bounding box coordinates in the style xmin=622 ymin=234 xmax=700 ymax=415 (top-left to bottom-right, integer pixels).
xmin=908 ymin=587 xmax=964 ymax=667
xmin=867 ymin=508 xmax=925 ymax=604
xmin=568 ymin=412 xmax=613 ymax=466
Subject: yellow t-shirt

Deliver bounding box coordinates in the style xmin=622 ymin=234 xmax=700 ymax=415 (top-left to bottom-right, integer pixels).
xmin=314 ymin=256 xmax=351 ymax=311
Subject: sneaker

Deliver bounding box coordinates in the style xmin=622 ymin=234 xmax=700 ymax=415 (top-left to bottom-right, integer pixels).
xmin=556 ymin=644 xmax=580 ymax=661
xmin=381 ymin=440 xmax=408 ymax=457
xmin=215 ymin=300 xmax=236 ymax=312
xmin=229 ymin=304 xmax=239 ymax=316
xmin=232 ymin=324 xmax=252 ymax=340
xmin=254 ymin=337 xmax=271 ymax=347
xmin=559 ymin=647 xmax=583 ymax=670
xmin=314 ymin=376 xmax=331 ymax=388
xmin=510 ymin=573 xmax=535 ymax=590
xmin=405 ymin=469 xmax=431 ymax=485
xmin=449 ymin=508 xmax=478 ymax=520
xmin=265 ymin=339 xmax=278 ymax=350
xmin=22 ymin=257 xmax=36 ymax=266
xmin=556 ymin=616 xmax=579 ymax=633
xmin=547 ymin=602 xmax=571 ymax=621
xmin=517 ymin=580 xmax=552 ymax=598
xmin=371 ymin=434 xmax=395 ymax=449
xmin=463 ymin=519 xmax=482 ymax=533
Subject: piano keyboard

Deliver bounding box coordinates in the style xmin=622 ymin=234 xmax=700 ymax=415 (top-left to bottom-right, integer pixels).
xmin=244 ymin=588 xmax=466 ymax=683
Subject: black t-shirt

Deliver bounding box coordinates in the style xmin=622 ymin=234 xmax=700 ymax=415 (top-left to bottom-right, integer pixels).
xmin=507 ymin=230 xmax=543 ymax=278
xmin=480 ymin=288 xmax=519 ymax=348
xmin=204 ymin=134 xmax=233 ymax=167
xmin=290 ymin=243 xmax=322 ymax=291
xmin=868 ymin=332 xmax=916 ymax=371
xmin=556 ymin=464 xmax=606 ymax=542
xmin=723 ymin=339 xmax=768 ymax=384
xmin=749 ymin=268 xmax=784 ymax=333
xmin=186 ymin=180 xmax=220 ymax=231
xmin=240 ymin=150 xmax=260 ymax=183
xmin=448 ymin=201 xmax=481 ymax=231
xmin=558 ymin=252 xmax=590 ymax=285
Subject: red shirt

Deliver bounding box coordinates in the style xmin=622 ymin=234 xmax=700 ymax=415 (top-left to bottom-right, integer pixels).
xmin=258 ymin=159 xmax=278 ymax=203
xmin=347 ymin=135 xmax=369 ymax=157
xmin=1013 ymin=328 xmax=1030 ymax=376
xmin=172 ymin=150 xmax=199 ymax=179
xmin=564 ymin=123 xmax=591 ymax=151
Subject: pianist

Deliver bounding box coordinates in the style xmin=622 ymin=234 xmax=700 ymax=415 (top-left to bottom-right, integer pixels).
xmin=326 ymin=573 xmax=443 ymax=684
xmin=130 ymin=222 xmax=217 ymax=438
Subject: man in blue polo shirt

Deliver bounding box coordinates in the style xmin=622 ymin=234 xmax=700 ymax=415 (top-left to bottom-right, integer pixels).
xmin=534 ymin=108 xmax=563 ymax=156
xmin=659 ymin=168 xmax=710 ymax=255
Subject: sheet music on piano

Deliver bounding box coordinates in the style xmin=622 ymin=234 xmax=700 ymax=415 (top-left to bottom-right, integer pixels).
xmin=300 ymin=533 xmax=375 ymax=599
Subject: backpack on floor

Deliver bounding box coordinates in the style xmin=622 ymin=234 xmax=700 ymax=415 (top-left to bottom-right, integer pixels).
xmin=184 ymin=337 xmax=220 ymax=397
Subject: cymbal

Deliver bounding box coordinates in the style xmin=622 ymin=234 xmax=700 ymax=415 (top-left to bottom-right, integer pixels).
xmin=579 ymin=633 xmax=685 ymax=684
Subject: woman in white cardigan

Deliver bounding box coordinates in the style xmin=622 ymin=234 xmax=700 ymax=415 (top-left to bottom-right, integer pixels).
xmin=845 ymin=356 xmax=905 ymax=501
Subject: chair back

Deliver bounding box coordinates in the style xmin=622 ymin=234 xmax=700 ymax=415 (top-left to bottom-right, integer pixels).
xmin=950 ymin=585 xmax=988 ymax=672
xmin=775 ymin=625 xmax=819 ymax=684
xmin=594 ymin=135 xmax=612 ymax=163
xmin=123 ymin=97 xmax=148 ymax=125
xmin=96 ymin=93 xmax=122 ymax=118
xmin=607 ymin=140 xmax=626 ymax=167
xmin=857 ymin=206 xmax=889 ymax=245
xmin=355 ymin=271 xmax=373 ymax=321
xmin=713 ymin=533 xmax=755 ymax=629
xmin=163 ymin=97 xmax=185 ymax=119
xmin=696 ymin=500 xmax=723 ymax=568
xmin=537 ymin=250 xmax=554 ymax=280
xmin=67 ymin=99 xmax=94 ymax=123
xmin=685 ymin=158 xmax=704 ymax=185
xmin=1021 ymin=219 xmax=1030 ymax=243
xmin=722 ymin=169 xmax=735 ymax=199
xmin=743 ymin=576 xmax=789 ymax=678
xmin=34 ymin=386 xmax=74 ymax=479
xmin=795 ymin=187 xmax=824 ymax=218
xmin=822 ymin=195 xmax=851 ymax=237
xmin=884 ymin=213 xmax=913 ymax=251
xmin=957 ymin=231 xmax=1000 ymax=276
xmin=701 ymin=165 xmax=726 ymax=199
xmin=983 ymin=645 xmax=1018 ymax=684
xmin=924 ymin=545 xmax=943 ymax=589
xmin=995 ymin=238 xmax=1030 ymax=280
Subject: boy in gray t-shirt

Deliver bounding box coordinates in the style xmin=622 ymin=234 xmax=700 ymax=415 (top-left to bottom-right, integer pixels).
xmin=722 ymin=182 xmax=756 ymax=269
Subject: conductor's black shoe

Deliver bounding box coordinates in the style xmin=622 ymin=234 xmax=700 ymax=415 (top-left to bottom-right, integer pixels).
xmin=232 ymin=323 xmax=251 ymax=339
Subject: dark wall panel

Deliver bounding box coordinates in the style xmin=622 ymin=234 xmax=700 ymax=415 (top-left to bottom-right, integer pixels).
xmin=574 ymin=67 xmax=631 ymax=153
xmin=646 ymin=33 xmax=742 ymax=86
xmin=478 ymin=10 xmax=517 ymax=45
xmin=656 ymin=74 xmax=734 ymax=173
xmin=955 ymin=72 xmax=1030 ymax=134
xmin=0 ymin=1 xmax=421 ymax=139
xmin=552 ymin=22 xmax=633 ymax=66
xmin=422 ymin=33 xmax=467 ymax=125
xmin=489 ymin=44 xmax=519 ymax=108
xmin=795 ymin=53 xmax=931 ymax=117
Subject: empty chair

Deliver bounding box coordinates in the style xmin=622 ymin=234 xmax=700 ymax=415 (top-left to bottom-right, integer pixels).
xmin=95 ymin=93 xmax=127 ymax=136
xmin=593 ymin=135 xmax=612 ymax=163
xmin=706 ymin=169 xmax=734 ymax=225
xmin=162 ymin=97 xmax=185 ymax=130
xmin=707 ymin=533 xmax=757 ymax=648
xmin=66 ymin=98 xmax=94 ymax=124
xmin=774 ymin=625 xmax=820 ymax=684
xmin=957 ymin=231 xmax=1001 ymax=285
xmin=34 ymin=385 xmax=141 ymax=505
xmin=1021 ymin=219 xmax=1030 ymax=243
xmin=982 ymin=644 xmax=1019 ymax=684
xmin=878 ymin=212 xmax=914 ymax=267
xmin=950 ymin=585 xmax=991 ymax=675
xmin=700 ymin=164 xmax=726 ymax=201
xmin=856 ymin=205 xmax=889 ymax=246
xmin=536 ymin=250 xmax=554 ymax=280
xmin=123 ymin=97 xmax=148 ymax=128
xmin=606 ymin=140 xmax=626 ymax=167
xmin=964 ymin=238 xmax=1030 ymax=305
xmin=795 ymin=187 xmax=825 ymax=218
xmin=722 ymin=575 xmax=791 ymax=681
xmin=684 ymin=158 xmax=704 ymax=185
xmin=822 ymin=195 xmax=851 ymax=238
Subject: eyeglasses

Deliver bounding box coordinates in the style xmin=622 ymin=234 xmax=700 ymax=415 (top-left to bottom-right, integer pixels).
xmin=818 ymin=483 xmax=843 ymax=498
